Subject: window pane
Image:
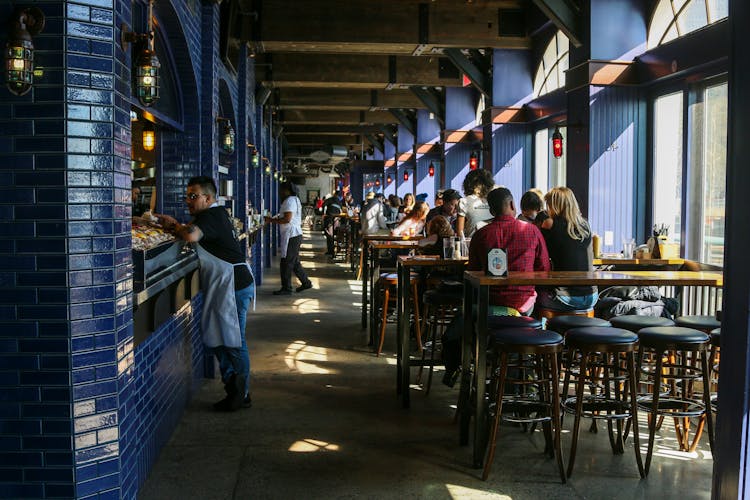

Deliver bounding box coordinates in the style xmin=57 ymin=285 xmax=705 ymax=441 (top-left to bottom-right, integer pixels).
xmin=676 ymin=0 xmax=708 ymax=36
xmin=653 ymin=92 xmax=683 ymax=245
xmin=534 ymin=129 xmax=548 ymax=191
xmin=648 ymin=1 xmax=674 ymax=48
xmin=701 ymin=83 xmax=727 ymax=266
xmin=707 ymin=0 xmax=729 ymax=22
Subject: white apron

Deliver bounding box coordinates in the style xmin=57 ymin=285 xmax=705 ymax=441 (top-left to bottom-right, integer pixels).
xmin=279 ymin=196 xmax=302 ymax=259
xmin=194 ymin=243 xmax=253 ymax=348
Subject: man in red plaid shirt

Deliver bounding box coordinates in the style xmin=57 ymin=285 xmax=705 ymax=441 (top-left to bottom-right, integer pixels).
xmin=442 ymin=187 xmax=549 ymax=387
xmin=468 ymin=187 xmax=550 ymax=314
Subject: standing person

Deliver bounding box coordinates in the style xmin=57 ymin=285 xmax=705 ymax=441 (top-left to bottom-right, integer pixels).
xmin=426 ymin=188 xmax=461 ymax=231
xmin=456 ymin=168 xmax=495 ymax=237
xmin=517 ymin=189 xmax=545 ymax=223
xmin=155 ymin=176 xmax=254 ymax=411
xmin=361 ymin=191 xmax=389 ymax=236
xmin=322 ymin=191 xmax=343 ymax=256
xmin=536 ymin=186 xmax=598 ymax=311
xmin=266 ymin=181 xmax=313 ymax=295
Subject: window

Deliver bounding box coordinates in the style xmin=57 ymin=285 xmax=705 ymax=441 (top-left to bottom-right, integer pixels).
xmin=532 ymin=32 xmax=569 ymax=98
xmin=652 ymin=92 xmax=683 ymax=245
xmin=647 ymin=0 xmax=728 ymax=49
xmin=534 ymin=126 xmax=566 ymax=192
xmin=651 ymin=81 xmax=727 ymax=265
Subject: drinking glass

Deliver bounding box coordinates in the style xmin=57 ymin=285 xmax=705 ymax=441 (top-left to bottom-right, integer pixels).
xmin=443 ymin=237 xmax=454 ymax=259
xmin=622 ymin=238 xmax=635 ymax=259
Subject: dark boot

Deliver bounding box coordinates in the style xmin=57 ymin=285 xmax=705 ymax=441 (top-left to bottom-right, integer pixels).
xmin=214 ymin=374 xmax=242 ymax=411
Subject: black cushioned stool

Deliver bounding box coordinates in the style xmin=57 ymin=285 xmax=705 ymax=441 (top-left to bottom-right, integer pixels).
xmin=637 ymin=326 xmax=714 ymax=474
xmin=609 ymin=315 xmax=675 ymax=332
xmin=487 ymin=315 xmax=543 ymax=330
xmin=417 ymin=288 xmax=463 ymax=394
xmin=482 ymin=328 xmax=565 ymax=483
xmin=562 ymin=327 xmax=644 ymax=478
xmin=674 ymin=315 xmax=721 ymax=332
xmin=546 ymin=316 xmax=610 ymax=335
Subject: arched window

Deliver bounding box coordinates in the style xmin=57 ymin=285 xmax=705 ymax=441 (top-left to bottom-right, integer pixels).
xmin=533 ymin=31 xmax=569 ymax=98
xmin=647 ymin=0 xmax=728 ymax=49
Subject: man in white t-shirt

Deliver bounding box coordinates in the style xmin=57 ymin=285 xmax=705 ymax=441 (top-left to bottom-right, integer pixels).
xmin=265 ymin=182 xmax=313 ymax=295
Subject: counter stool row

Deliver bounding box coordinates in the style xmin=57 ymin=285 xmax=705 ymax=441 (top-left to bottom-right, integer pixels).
xmin=481 ymin=313 xmax=716 ymax=481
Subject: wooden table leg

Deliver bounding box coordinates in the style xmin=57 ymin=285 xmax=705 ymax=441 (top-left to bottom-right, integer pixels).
xmin=472 ymin=285 xmax=489 ymax=468
xmin=361 ymin=241 xmax=368 ymax=330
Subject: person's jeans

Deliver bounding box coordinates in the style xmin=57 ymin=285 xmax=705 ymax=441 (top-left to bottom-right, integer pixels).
xmin=536 ymin=289 xmax=599 ymax=311
xmin=218 ymin=283 xmax=254 ymax=396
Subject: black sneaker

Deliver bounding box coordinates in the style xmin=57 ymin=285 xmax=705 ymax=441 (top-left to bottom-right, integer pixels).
xmin=296 ymin=282 xmax=313 ymax=292
xmin=272 ymin=288 xmax=292 ymax=295
xmin=242 ymin=395 xmax=252 ymax=408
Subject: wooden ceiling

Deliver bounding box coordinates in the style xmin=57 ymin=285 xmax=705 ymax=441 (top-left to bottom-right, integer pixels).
xmin=227 ymin=0 xmax=579 ymax=156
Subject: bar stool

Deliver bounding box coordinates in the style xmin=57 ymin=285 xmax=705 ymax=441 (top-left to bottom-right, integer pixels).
xmin=546 ymin=316 xmax=610 ymax=335
xmin=636 ymin=326 xmax=714 ymax=473
xmin=482 ymin=328 xmax=566 ymax=483
xmin=562 ymin=327 xmax=644 ymax=478
xmin=674 ymin=315 xmax=721 ymax=333
xmin=376 ymin=272 xmax=421 ymax=356
xmin=487 ymin=315 xmax=543 ymax=330
xmin=609 ymin=315 xmax=675 ymax=333
xmin=709 ymin=328 xmax=720 ymax=415
xmin=417 ymin=288 xmax=462 ymax=394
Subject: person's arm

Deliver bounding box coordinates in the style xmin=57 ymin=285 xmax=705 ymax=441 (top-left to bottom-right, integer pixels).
xmin=265 ymin=211 xmax=292 ymax=225
xmin=456 ymin=215 xmax=466 ymax=237
xmin=376 ymin=204 xmax=388 ymax=229
xmin=155 ymin=213 xmax=204 ymax=242
xmin=467 ymin=233 xmax=482 ymax=271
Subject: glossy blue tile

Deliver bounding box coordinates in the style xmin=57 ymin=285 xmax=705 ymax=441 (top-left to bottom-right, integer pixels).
xmin=37 ymin=188 xmax=67 ymax=203
xmin=91 ymin=42 xmax=114 ymax=59
xmin=19 ymin=339 xmax=69 ymax=353
xmin=15 ymin=171 xmax=65 ymax=186
xmin=72 ymin=368 xmax=96 ymax=385
xmin=0 ymin=469 xmax=22 ymax=482
xmin=0 ymin=324 xmax=36 ymax=340
xmin=67 ymin=3 xmax=90 ymax=20
xmin=93 ymin=301 xmax=115 ymax=316
xmin=45 ymin=484 xmax=76 ymax=497
xmin=0 ymin=339 xmax=17 ymax=353
xmin=72 ymin=350 xmax=116 ymax=370
xmin=68 ymin=153 xmax=113 ymax=170
xmin=41 ymin=355 xmax=71 ymax=371
xmin=75 ymin=471 xmax=118 ymax=497
xmin=0 ymin=223 xmax=35 ymax=237
xmin=37 ymin=256 xmax=68 ymax=270
xmin=0 ymin=290 xmax=35 ymax=304
xmin=90 ymin=8 xmax=114 ymax=24
xmin=71 ymin=317 xmax=115 ymax=336
xmin=0 ymin=483 xmax=44 ymax=498
xmin=18 ymin=305 xmax=67 ymax=320
xmin=15 ymin=137 xmax=65 ymax=153
xmin=69 ymin=271 xmax=93 ymax=287
xmin=41 ymin=388 xmax=71 ymax=403
xmin=17 ymin=239 xmax=66 ymax=253
xmin=0 ymin=155 xmax=33 ymax=168
xmin=91 ymin=105 xmax=113 ymax=122
xmin=15 ymin=205 xmax=66 ymax=220
xmin=38 ymin=288 xmax=68 ymax=304
xmin=23 ymin=436 xmax=72 ymax=451
xmin=36 ymin=221 xmax=67 ymax=236
xmin=17 ymin=272 xmax=66 ymax=287
xmin=35 ymin=120 xmax=66 ymax=135
xmin=0 ymin=355 xmax=39 ymax=370
xmin=67 ymin=21 xmax=113 ymax=41
xmin=44 ymin=452 xmax=74 ymax=466
xmin=0 ymin=120 xmax=33 ymax=135
xmin=22 ymin=403 xmax=70 ymax=418
xmin=67 ymin=86 xmax=114 ymax=104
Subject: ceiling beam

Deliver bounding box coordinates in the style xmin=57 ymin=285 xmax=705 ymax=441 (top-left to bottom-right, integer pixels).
xmin=364 ymin=134 xmax=384 ymax=154
xmin=248 ymin=0 xmax=530 ymax=54
xmin=378 ymin=125 xmax=397 ymax=146
xmin=285 ymin=134 xmax=363 ymax=146
xmin=410 ymin=86 xmax=445 ymax=126
xmin=278 ymin=110 xmax=397 ymax=125
xmin=283 ymin=124 xmax=383 ymax=135
xmin=389 ymin=108 xmax=416 ymax=137
xmin=258 ymin=53 xmax=462 ymax=89
xmin=276 ymin=88 xmax=425 ymax=111
xmin=444 ymin=48 xmax=492 ymax=99
xmin=531 ymin=0 xmax=583 ymax=48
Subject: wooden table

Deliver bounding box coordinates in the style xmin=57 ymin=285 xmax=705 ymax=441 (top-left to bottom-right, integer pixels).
xmin=458 ymin=269 xmax=723 ymax=468
xmin=396 ymin=255 xmax=467 ymax=408
xmin=359 ymin=234 xmax=421 ymax=332
xmin=593 ymin=258 xmax=685 ymax=269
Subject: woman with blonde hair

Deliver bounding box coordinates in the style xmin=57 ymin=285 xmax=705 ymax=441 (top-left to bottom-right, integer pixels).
xmin=537 ymin=186 xmax=598 ymax=311
xmin=398 ymin=193 xmax=416 ymax=218
xmin=391 ymin=201 xmax=429 ymax=237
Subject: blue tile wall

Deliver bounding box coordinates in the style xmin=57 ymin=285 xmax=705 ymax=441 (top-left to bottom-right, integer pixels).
xmin=1 ymin=0 xmax=263 ymax=497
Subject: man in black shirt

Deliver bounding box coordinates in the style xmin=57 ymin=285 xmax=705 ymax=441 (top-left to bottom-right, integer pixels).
xmin=156 ymin=176 xmax=254 ymax=411
xmin=322 ymin=191 xmax=343 ymax=256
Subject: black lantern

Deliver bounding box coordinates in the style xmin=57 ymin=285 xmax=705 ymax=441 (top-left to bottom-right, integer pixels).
xmin=123 ymin=0 xmax=160 ymax=107
xmin=264 ymin=160 xmax=271 ymax=175
xmin=217 ymin=118 xmax=235 ymax=154
xmin=4 ymin=7 xmax=45 ymax=96
xmin=428 ymin=162 xmax=435 ymax=177
xmin=386 ymin=175 xmax=392 ymax=184
xmin=142 ymin=121 xmax=155 ymax=151
xmin=552 ymin=125 xmax=563 ymax=159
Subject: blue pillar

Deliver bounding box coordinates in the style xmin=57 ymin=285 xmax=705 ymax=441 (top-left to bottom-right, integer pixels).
xmin=444 ymin=87 xmax=478 ymax=193
xmin=415 ymin=109 xmax=442 ymax=204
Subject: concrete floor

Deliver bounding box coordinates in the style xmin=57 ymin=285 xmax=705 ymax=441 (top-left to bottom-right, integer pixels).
xmin=139 ymin=230 xmax=713 ymax=500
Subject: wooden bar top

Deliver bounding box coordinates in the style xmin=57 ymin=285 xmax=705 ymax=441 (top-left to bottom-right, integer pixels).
xmin=464 ymin=270 xmax=723 ymax=287
xmin=593 ymin=258 xmax=685 ymax=266
xmin=399 ymin=255 xmax=468 ymax=267
xmin=362 ymin=234 xmax=422 ymax=243
xmin=371 ymin=241 xmax=420 ymax=249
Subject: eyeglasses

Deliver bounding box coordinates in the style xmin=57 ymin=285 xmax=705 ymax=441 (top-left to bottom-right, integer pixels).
xmin=186 ymin=193 xmax=205 ymax=200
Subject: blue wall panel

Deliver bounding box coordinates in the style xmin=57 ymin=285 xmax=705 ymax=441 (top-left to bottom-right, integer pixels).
xmin=383 ymin=167 xmax=396 ymax=198
xmin=415 ymin=156 xmax=438 ymax=206
xmin=491 ymin=124 xmax=526 ymax=200
xmin=416 ymin=109 xmax=441 ymax=144
xmin=444 ymin=143 xmax=471 ymax=194
xmin=588 ymin=86 xmax=642 ymax=253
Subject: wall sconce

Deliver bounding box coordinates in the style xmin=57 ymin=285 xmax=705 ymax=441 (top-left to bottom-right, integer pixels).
xmin=403 ymin=170 xmax=409 ymax=182
xmin=142 ymin=121 xmax=155 ymax=151
xmin=273 ymin=170 xmax=279 ymax=180
xmin=248 ymin=144 xmax=259 ymax=167
xmin=375 ymin=179 xmax=381 ymax=187
xmin=428 ymin=162 xmax=435 ymax=177
xmin=264 ymin=160 xmax=271 ymax=175
xmin=217 ymin=117 xmax=235 ymax=154
xmin=386 ymin=175 xmax=392 ymax=184
xmin=552 ymin=125 xmax=563 ymax=158
xmin=4 ymin=7 xmax=45 ymax=96
xmin=469 ymin=152 xmax=479 ymax=170
xmin=122 ymin=0 xmax=160 ymax=107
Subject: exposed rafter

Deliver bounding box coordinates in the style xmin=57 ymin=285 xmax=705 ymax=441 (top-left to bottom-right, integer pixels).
xmin=531 ymin=0 xmax=583 ymax=48
xmin=444 ymin=48 xmax=492 ymax=99
xmin=364 ymin=134 xmax=384 ymax=154
xmin=378 ymin=125 xmax=397 ymax=146
xmin=389 ymin=109 xmax=416 ymax=137
xmin=409 ymin=87 xmax=445 ymax=126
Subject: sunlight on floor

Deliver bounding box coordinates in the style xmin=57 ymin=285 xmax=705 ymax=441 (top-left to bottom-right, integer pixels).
xmin=293 ymin=297 xmax=321 ymax=314
xmin=445 ymin=484 xmax=512 ymax=499
xmin=288 ymin=438 xmax=341 ymax=453
xmin=284 ymin=340 xmax=336 ymax=374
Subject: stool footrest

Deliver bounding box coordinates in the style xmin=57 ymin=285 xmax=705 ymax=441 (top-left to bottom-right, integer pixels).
xmin=562 ymin=397 xmax=633 ymax=419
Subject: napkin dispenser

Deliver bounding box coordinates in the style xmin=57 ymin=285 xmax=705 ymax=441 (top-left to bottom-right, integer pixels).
xmin=487 ymin=248 xmax=508 ymax=276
